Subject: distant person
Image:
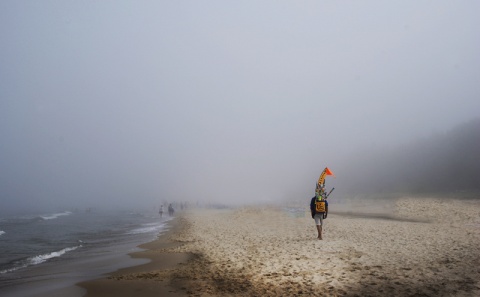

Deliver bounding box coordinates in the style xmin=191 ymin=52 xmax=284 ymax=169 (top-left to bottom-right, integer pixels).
xmin=159 ymin=205 xmax=164 ymax=218
xmin=310 ymin=186 xmax=329 ymax=240
xmin=168 ymin=204 xmax=174 ymax=216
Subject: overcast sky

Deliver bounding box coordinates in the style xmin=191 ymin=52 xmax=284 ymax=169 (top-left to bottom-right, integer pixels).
xmin=1 ymin=1 xmax=479 ymax=213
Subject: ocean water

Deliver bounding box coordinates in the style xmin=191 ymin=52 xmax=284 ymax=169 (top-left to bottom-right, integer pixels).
xmin=0 ymin=209 xmax=171 ymax=296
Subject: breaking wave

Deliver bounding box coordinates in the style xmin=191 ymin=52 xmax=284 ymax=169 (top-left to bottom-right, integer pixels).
xmin=126 ymin=218 xmax=171 ymax=235
xmin=40 ymin=211 xmax=72 ymax=220
xmin=126 ymin=223 xmax=164 ymax=235
xmin=0 ymin=245 xmax=81 ymax=274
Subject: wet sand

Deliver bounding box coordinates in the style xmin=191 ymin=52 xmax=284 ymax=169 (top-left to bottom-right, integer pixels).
xmin=80 ymin=197 xmax=480 ymax=296
xmin=78 ymin=218 xmax=191 ymax=297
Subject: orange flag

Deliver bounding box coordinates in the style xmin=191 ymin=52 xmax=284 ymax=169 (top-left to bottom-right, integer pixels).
xmin=325 ymin=167 xmax=335 ymax=177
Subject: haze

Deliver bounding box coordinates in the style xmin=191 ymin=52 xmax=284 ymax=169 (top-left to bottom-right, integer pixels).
xmin=1 ymin=1 xmax=479 ymax=214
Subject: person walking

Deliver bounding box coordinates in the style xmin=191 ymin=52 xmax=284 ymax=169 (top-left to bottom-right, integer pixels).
xmin=159 ymin=205 xmax=164 ymax=218
xmin=310 ymin=186 xmax=329 ymax=240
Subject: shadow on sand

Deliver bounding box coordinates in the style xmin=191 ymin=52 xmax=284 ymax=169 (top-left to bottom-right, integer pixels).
xmin=331 ymin=211 xmax=430 ymax=223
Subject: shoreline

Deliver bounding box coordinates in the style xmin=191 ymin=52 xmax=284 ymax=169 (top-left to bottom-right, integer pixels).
xmin=79 ymin=197 xmax=480 ymax=296
xmin=0 ymin=215 xmax=168 ymax=297
xmin=78 ymin=216 xmax=191 ymax=297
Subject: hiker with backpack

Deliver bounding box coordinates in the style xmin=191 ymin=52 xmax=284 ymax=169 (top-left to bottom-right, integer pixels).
xmin=310 ymin=186 xmax=329 ymax=240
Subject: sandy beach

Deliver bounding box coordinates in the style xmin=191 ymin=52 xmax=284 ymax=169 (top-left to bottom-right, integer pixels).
xmin=80 ymin=197 xmax=480 ymax=296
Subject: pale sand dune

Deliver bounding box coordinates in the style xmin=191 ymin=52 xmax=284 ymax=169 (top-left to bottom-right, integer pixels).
xmin=86 ymin=197 xmax=480 ymax=296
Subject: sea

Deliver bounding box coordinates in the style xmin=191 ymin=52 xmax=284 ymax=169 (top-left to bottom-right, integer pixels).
xmin=0 ymin=208 xmax=171 ymax=297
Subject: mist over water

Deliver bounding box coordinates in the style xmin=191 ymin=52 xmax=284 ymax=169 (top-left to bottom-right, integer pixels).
xmin=1 ymin=1 xmax=480 ymax=215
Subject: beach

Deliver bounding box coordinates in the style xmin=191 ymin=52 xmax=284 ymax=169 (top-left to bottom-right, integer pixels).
xmin=79 ymin=197 xmax=480 ymax=296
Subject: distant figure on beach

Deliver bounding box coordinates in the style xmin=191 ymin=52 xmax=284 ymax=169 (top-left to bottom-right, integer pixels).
xmin=168 ymin=204 xmax=174 ymax=216
xmin=159 ymin=205 xmax=164 ymax=218
xmin=310 ymin=186 xmax=329 ymax=240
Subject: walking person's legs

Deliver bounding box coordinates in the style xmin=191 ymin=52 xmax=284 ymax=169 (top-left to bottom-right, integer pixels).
xmin=314 ymin=214 xmax=324 ymax=240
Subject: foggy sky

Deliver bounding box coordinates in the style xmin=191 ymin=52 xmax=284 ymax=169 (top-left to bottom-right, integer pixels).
xmin=1 ymin=1 xmax=480 ymax=214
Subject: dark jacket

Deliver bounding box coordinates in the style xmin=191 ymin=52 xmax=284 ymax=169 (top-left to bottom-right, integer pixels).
xmin=310 ymin=196 xmax=328 ymax=218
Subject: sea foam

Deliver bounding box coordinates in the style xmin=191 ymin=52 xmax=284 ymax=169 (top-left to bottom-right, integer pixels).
xmin=126 ymin=219 xmax=171 ymax=235
xmin=0 ymin=245 xmax=81 ymax=274
xmin=40 ymin=211 xmax=72 ymax=220
xmin=29 ymin=246 xmax=81 ymax=264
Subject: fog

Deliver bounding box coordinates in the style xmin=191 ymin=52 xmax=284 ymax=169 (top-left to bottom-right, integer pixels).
xmin=336 ymin=118 xmax=480 ymax=196
xmin=1 ymin=1 xmax=479 ymax=214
